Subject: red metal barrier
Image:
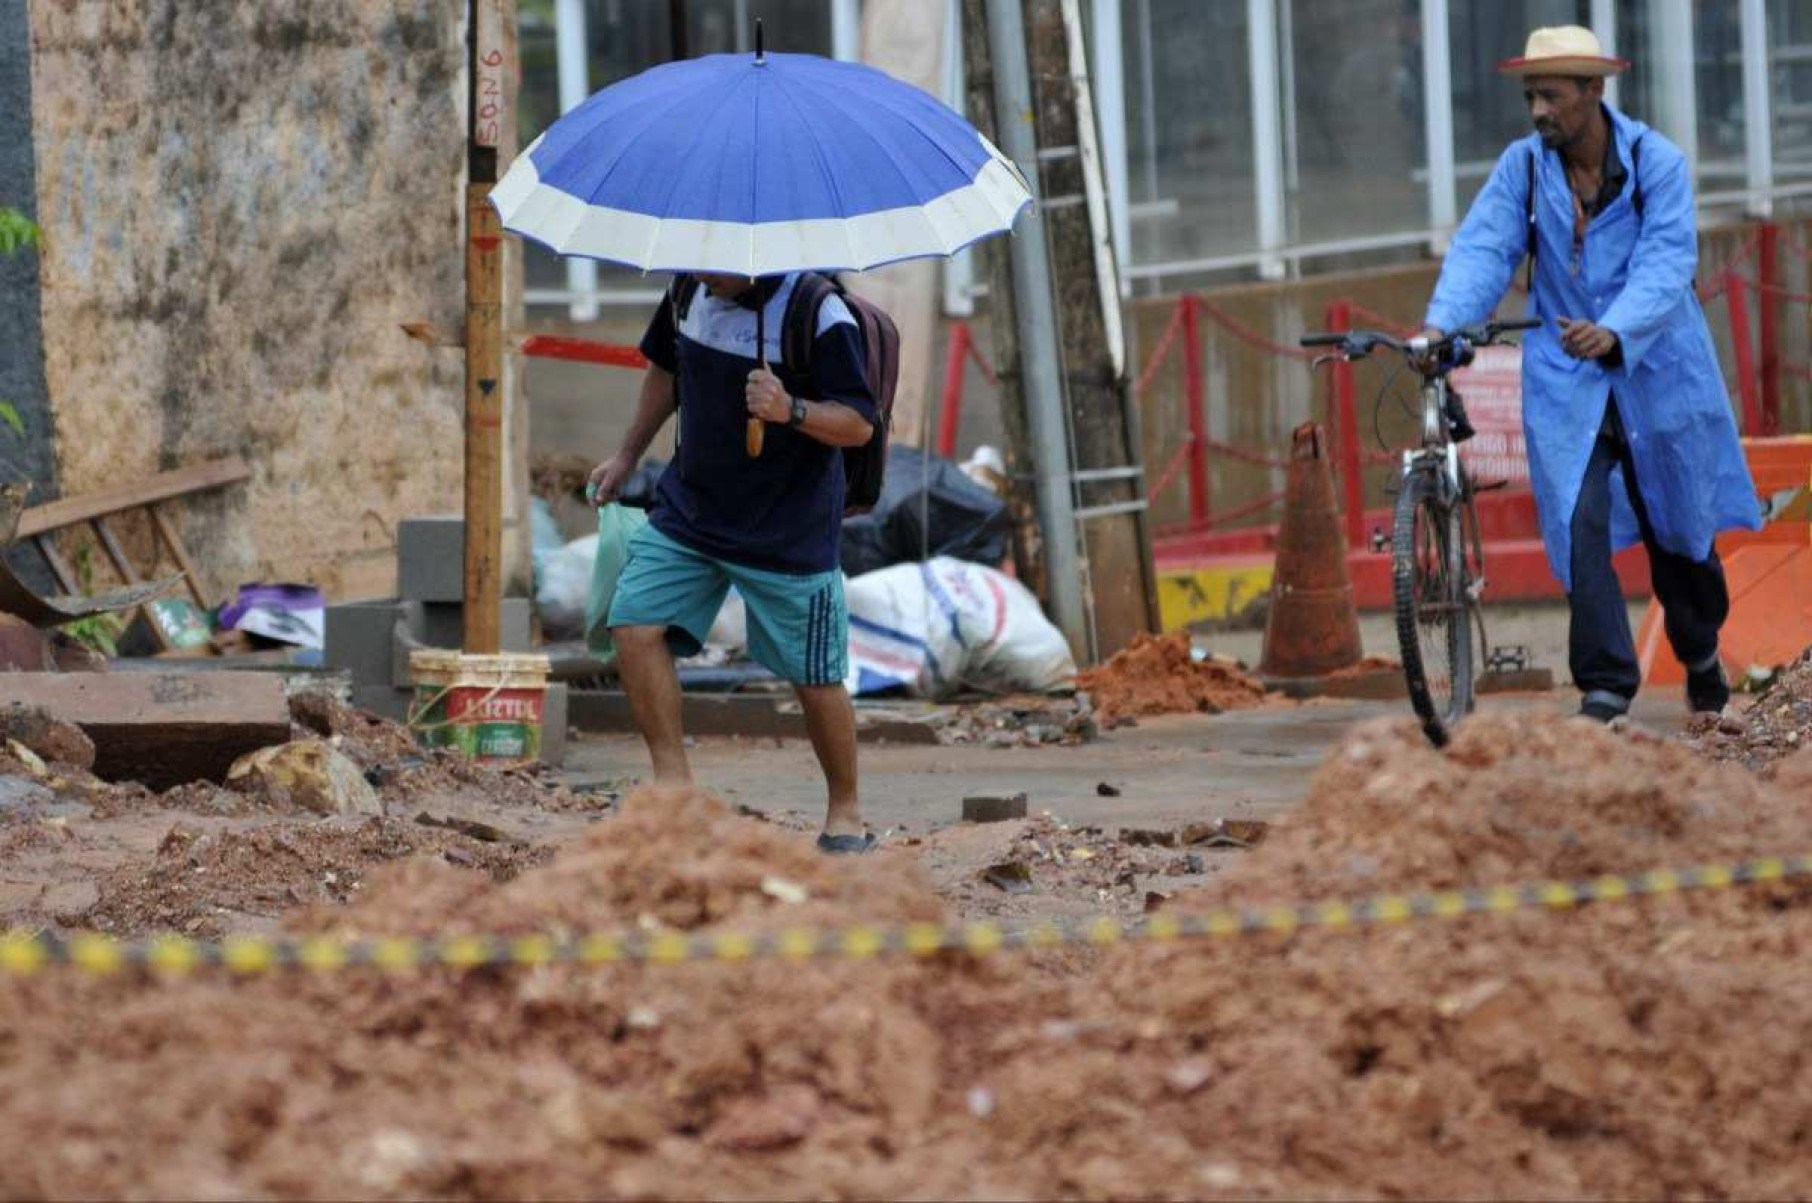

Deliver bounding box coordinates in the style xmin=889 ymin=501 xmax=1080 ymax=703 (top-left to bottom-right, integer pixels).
xmin=1179 ymin=296 xmax=1209 ymax=527
xmin=1758 ymin=223 xmax=1781 ymax=435
xmin=1725 ymin=268 xmax=1764 ymax=436
xmin=937 ymin=320 xmax=969 ymax=459
xmin=1322 ymin=299 xmax=1365 ymax=548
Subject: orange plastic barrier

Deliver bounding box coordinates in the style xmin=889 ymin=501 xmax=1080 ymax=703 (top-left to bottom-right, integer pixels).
xmin=1638 ymin=437 xmax=1812 ymax=683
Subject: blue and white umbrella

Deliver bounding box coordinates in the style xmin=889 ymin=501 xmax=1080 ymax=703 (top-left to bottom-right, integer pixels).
xmin=490 ymin=46 xmax=1032 ymax=276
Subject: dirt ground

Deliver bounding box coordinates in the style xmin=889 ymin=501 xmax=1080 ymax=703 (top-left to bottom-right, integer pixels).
xmin=0 ymin=658 xmax=1807 ymax=1198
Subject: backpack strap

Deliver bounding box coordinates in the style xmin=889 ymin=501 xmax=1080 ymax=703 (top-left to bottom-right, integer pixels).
xmin=1524 ymin=145 xmax=1538 ymax=291
xmin=1629 ymin=132 xmax=1645 ymax=219
xmin=1522 ymin=129 xmax=1648 ymax=291
xmin=779 ymin=271 xmax=841 ymax=386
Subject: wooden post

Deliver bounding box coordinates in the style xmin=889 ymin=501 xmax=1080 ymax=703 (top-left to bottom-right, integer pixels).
xmin=1020 ymin=0 xmax=1159 ymax=654
xmin=463 ymin=0 xmax=508 ymax=654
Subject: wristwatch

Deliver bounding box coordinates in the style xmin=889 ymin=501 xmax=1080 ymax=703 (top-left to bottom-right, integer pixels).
xmin=788 ymin=396 xmax=809 ymax=428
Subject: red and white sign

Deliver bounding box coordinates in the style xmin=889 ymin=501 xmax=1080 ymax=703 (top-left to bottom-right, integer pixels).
xmin=1452 ymin=344 xmax=1527 ymax=484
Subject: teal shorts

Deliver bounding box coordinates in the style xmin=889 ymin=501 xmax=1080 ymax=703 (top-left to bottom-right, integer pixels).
xmin=606 ymin=523 xmax=848 ymax=687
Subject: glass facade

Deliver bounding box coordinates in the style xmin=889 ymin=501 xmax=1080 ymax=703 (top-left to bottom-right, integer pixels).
xmin=520 ymin=0 xmax=1812 ymax=312
xmin=1285 ymin=0 xmax=1427 ymax=247
xmin=1772 ymin=0 xmax=1812 ymax=189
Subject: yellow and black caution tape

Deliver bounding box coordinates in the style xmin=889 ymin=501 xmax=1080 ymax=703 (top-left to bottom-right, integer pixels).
xmin=2 ymin=853 xmax=1807 ymax=978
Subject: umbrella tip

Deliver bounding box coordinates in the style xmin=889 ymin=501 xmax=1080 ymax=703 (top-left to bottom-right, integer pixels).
xmin=755 ymin=18 xmax=765 ymax=63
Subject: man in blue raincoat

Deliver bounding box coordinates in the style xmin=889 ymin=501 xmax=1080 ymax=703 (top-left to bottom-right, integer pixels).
xmin=1420 ymin=25 xmax=1759 ymax=722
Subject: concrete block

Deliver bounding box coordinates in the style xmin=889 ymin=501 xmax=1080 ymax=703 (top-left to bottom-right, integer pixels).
xmin=397 ymin=515 xmax=465 ymax=603
xmin=539 ymin=682 xmax=568 ymax=767
xmin=416 ymin=597 xmax=532 ymax=652
xmin=962 ymin=793 xmax=1028 ymax=823
xmin=327 ymin=597 xmax=413 ymax=684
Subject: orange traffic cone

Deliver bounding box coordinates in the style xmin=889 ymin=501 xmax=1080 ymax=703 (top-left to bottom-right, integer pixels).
xmin=1259 ymin=422 xmax=1365 ymax=680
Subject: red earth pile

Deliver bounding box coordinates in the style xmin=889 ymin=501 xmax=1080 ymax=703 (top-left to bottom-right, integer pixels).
xmin=0 ymin=718 xmax=1809 ymax=1198
xmin=1077 ymin=631 xmax=1268 ymax=723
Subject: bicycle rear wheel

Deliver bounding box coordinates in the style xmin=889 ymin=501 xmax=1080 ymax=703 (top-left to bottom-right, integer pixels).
xmin=1392 ymin=464 xmax=1474 ymax=746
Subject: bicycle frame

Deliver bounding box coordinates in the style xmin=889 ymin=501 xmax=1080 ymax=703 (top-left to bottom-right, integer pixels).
xmin=1406 ymin=370 xmax=1465 ymax=500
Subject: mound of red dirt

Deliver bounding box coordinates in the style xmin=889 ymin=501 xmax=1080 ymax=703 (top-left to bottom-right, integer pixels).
xmin=1078 ymin=631 xmax=1268 ymax=723
xmin=0 ymin=720 xmax=1809 ymax=1198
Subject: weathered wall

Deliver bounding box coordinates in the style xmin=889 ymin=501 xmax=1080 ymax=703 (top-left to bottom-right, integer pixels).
xmin=0 ymin=2 xmax=57 ymax=595
xmin=27 ymin=3 xmax=477 ymax=600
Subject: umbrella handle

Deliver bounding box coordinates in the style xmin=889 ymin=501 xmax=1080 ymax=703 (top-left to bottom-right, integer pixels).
xmin=749 ymin=297 xmax=768 ymax=458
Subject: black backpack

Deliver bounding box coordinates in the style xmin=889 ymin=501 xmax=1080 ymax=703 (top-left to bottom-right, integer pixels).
xmin=668 ymin=272 xmax=900 ymax=516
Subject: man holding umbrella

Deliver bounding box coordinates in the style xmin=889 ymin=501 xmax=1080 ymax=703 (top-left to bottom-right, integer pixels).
xmin=491 ymin=37 xmax=1030 ymax=850
xmin=587 ymin=273 xmax=878 ymax=853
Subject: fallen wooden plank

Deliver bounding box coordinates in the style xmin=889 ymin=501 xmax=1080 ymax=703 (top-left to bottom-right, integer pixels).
xmin=15 ymin=457 xmax=251 ymax=538
xmin=0 ymin=672 xmax=291 ymax=789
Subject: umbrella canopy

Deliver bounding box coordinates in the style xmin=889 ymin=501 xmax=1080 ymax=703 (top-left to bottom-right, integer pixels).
xmin=490 ymin=50 xmax=1032 ymax=277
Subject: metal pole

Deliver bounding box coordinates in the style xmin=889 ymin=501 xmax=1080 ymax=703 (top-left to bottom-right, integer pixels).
xmin=1420 ymin=0 xmax=1456 ymax=250
xmin=1091 ymin=0 xmax=1132 ymax=296
xmin=554 ymin=0 xmax=597 ymax=322
xmin=984 ymin=0 xmax=1090 ymax=659
xmin=1591 ymin=0 xmax=1618 ymax=109
xmin=1247 ymin=0 xmax=1286 ymax=280
xmin=1653 ymin=0 xmax=1698 ymax=183
xmin=831 ymin=0 xmax=861 ymax=61
xmin=1739 ymin=0 xmax=1773 ymax=218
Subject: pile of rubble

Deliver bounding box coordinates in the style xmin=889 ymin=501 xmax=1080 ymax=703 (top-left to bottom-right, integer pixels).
xmin=1680 ymin=646 xmax=1812 ymax=772
xmin=931 ymin=692 xmax=1096 ymax=747
xmin=912 ymin=810 xmax=1269 ymax=923
xmin=1076 ymin=631 xmax=1269 ymax=724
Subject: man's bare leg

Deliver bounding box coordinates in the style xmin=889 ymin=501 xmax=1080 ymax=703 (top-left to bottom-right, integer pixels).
xmin=612 ymin=624 xmax=691 ymax=783
xmin=794 ymin=682 xmax=863 ymax=838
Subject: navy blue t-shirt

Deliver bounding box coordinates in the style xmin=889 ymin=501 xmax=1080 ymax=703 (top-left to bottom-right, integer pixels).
xmin=638 ymin=274 xmax=875 ymax=575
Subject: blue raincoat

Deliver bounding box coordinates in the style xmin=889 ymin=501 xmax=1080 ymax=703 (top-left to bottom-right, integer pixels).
xmin=1426 ymin=106 xmax=1760 ymax=590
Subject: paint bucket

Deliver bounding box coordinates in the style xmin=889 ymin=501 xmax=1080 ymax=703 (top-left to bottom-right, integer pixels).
xmin=407 ymin=649 xmax=550 ymax=762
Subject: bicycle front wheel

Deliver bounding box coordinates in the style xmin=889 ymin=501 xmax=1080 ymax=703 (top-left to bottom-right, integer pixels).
xmin=1392 ymin=464 xmax=1474 ymax=746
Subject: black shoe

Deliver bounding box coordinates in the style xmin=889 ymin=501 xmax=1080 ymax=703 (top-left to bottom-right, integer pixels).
xmin=1686 ymin=660 xmax=1730 ymax=714
xmin=1578 ymin=699 xmax=1624 ymax=723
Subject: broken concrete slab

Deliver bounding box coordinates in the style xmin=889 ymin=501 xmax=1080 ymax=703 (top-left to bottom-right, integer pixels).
xmin=0 ymin=673 xmax=291 ymax=789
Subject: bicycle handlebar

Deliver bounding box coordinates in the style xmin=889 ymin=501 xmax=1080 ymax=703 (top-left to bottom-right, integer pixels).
xmin=1294 ymin=318 xmax=1544 ymax=377
xmin=1296 ymin=317 xmax=1542 ymax=361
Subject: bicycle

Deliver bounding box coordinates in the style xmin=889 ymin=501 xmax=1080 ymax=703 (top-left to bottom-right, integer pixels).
xmin=1297 ymin=318 xmax=1541 ymax=747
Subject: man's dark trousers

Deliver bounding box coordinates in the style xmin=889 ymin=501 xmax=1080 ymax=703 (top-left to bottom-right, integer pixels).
xmin=1568 ymin=400 xmax=1729 ymax=712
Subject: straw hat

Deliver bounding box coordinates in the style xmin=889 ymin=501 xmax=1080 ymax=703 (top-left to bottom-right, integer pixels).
xmin=1497 ymin=25 xmax=1629 ymax=77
